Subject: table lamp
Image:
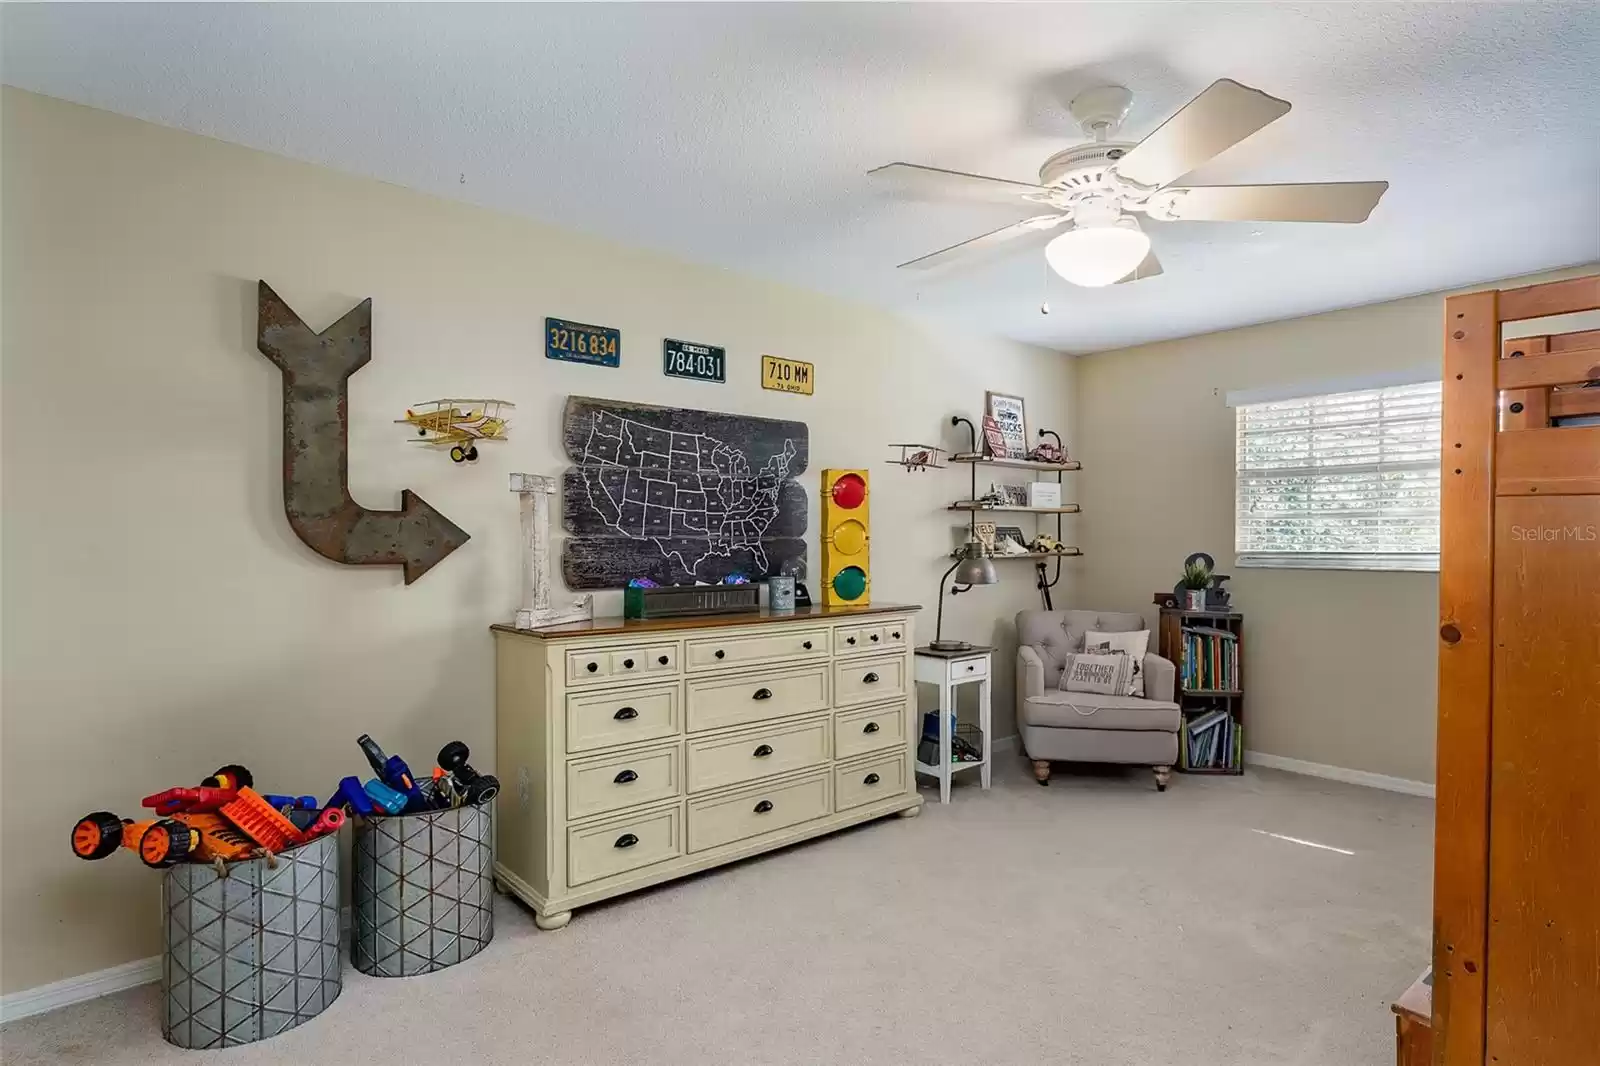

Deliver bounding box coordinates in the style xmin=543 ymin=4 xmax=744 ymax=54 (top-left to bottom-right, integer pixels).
xmin=930 ymin=545 xmax=998 ymax=652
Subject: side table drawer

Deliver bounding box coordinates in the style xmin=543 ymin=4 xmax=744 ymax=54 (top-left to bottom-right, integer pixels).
xmin=950 ymin=656 xmax=988 ymax=681
xmin=834 ymin=701 xmax=907 ymax=760
xmin=686 ymin=771 xmax=831 ymax=853
xmin=835 ymin=751 xmax=907 ymax=812
xmin=686 ymin=664 xmax=830 ymax=732
xmin=686 ymin=715 xmax=830 ymax=794
xmin=833 ymin=654 xmax=906 ymax=707
xmin=566 ymin=685 xmax=680 ymax=754
xmin=567 ymin=804 xmax=683 ymax=887
xmin=566 ymin=743 xmax=682 ymax=821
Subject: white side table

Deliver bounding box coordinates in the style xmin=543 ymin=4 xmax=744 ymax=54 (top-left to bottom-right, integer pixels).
xmin=913 ymin=645 xmax=993 ymax=803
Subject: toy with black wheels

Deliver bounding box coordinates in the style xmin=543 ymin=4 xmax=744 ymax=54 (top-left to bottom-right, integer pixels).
xmin=438 ymin=741 xmax=499 ymax=805
xmin=72 ymin=812 xmax=128 ymax=861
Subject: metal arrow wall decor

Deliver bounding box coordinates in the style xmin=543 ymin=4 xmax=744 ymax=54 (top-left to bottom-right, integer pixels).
xmin=257 ymin=280 xmax=469 ymax=584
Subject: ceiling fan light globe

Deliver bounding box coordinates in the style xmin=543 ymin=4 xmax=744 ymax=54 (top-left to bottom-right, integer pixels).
xmin=1044 ymin=222 xmax=1151 ymax=288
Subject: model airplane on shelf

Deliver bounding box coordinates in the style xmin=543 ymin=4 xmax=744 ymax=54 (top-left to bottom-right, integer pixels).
xmin=397 ymin=399 xmax=514 ymax=463
xmin=887 ymin=443 xmax=946 ymax=471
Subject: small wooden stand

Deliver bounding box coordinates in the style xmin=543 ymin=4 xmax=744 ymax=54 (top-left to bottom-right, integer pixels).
xmin=1391 ymin=968 xmax=1432 ymax=1066
xmin=1158 ymin=607 xmax=1244 ymax=775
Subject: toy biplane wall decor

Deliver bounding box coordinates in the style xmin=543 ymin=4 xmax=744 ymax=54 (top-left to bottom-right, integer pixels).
xmin=397 ymin=399 xmax=514 ymax=463
xmin=886 ymin=443 xmax=946 ymax=471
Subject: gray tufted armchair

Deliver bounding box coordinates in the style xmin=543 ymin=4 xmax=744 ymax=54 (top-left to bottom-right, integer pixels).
xmin=1016 ymin=609 xmax=1180 ymax=791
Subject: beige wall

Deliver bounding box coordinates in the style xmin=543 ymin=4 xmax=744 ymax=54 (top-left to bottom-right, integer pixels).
xmin=0 ymin=89 xmax=1076 ymax=994
xmin=1073 ymin=264 xmax=1599 ymax=787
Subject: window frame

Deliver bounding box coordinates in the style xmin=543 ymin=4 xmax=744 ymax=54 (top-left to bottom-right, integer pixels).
xmin=1228 ymin=370 xmax=1442 ymax=574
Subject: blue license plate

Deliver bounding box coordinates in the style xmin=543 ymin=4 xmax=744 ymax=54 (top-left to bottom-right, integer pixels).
xmin=546 ymin=318 xmax=620 ymax=367
xmin=662 ymin=338 xmax=725 ymax=383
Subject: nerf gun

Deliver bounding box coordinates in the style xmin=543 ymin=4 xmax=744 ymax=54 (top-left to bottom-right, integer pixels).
xmin=363 ymin=779 xmax=409 ymax=815
xmin=436 ymin=742 xmax=500 ymax=807
xmin=140 ymin=764 xmax=258 ymax=816
xmin=357 ymin=734 xmax=429 ymax=812
xmin=325 ymin=776 xmax=376 ymax=817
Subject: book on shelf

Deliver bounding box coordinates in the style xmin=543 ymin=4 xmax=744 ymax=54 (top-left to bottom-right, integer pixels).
xmin=1182 ymin=708 xmax=1242 ymax=771
xmin=1179 ymin=625 xmax=1240 ymax=693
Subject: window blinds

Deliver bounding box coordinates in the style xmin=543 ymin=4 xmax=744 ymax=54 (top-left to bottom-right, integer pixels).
xmin=1234 ymin=380 xmax=1442 ymax=571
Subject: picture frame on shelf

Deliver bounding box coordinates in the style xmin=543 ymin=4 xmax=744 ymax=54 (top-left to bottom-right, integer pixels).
xmin=985 ymin=391 xmax=1027 ymax=459
xmin=994 ymin=483 xmax=1029 ymax=507
xmin=974 ymin=521 xmax=997 ymax=553
xmin=994 ymin=524 xmax=1026 ymax=546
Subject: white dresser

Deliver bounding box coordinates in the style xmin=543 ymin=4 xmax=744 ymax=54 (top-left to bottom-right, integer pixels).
xmin=491 ymin=604 xmax=922 ymax=929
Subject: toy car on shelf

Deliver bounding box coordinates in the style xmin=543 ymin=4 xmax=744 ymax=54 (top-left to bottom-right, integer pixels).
xmin=1029 ymin=534 xmax=1072 ymax=555
xmin=1025 ymin=442 xmax=1068 ymax=465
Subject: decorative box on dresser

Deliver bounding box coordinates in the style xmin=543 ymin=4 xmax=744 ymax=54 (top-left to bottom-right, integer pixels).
xmin=491 ymin=604 xmax=922 ymax=929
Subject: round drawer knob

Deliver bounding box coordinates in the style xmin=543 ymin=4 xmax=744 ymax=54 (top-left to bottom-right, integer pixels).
xmin=802 ymin=641 xmax=813 ymax=650
xmin=623 ymin=658 xmax=635 ymax=669
xmin=864 ymin=773 xmax=880 ymax=785
xmin=614 ymin=769 xmax=638 ymax=784
xmin=614 ymin=834 xmax=638 ymax=849
xmin=586 ymin=662 xmax=599 ymax=673
xmin=657 ymin=655 xmax=669 ymax=665
xmin=891 ymin=631 xmax=901 ymax=639
xmin=847 ymin=636 xmax=857 ymax=645
xmin=753 ymin=800 xmax=774 ymax=814
xmin=715 ymin=649 xmax=726 ymax=659
xmin=870 ymin=634 xmax=879 ymax=642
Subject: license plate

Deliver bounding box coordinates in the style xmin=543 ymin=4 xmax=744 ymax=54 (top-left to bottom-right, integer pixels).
xmin=546 ymin=318 xmax=620 ymax=367
xmin=663 ymin=339 xmax=725 ymax=383
xmin=761 ymin=355 xmax=813 ymax=395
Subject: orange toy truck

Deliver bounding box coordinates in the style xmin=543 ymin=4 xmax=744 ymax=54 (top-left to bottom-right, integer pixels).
xmin=71 ymin=810 xmax=258 ymax=868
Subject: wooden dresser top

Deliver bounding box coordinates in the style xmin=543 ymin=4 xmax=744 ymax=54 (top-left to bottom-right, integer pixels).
xmin=491 ymin=602 xmax=921 ymax=640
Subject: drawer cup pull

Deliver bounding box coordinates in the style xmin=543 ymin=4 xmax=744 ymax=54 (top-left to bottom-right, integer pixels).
xmin=752 ymin=688 xmax=772 ymax=701
xmin=864 ymin=773 xmax=880 ymax=785
xmin=753 ymin=800 xmax=774 ymax=814
xmin=657 ymin=655 xmax=669 ymax=665
xmin=614 ymin=833 xmax=638 ymax=849
xmin=623 ymin=658 xmax=635 ymax=669
xmin=614 ymin=769 xmax=638 ymax=784
xmin=715 ymin=649 xmax=726 ymax=659
xmin=802 ymin=641 xmax=813 ymax=650
xmin=863 ymin=722 xmax=880 ymax=734
xmin=614 ymin=706 xmax=639 ymax=720
xmin=753 ymin=744 xmax=774 ymax=758
xmin=586 ymin=661 xmax=599 ymax=673
xmin=863 ymin=672 xmax=880 ymax=683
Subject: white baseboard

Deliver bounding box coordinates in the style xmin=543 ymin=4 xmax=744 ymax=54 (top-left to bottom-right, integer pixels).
xmin=1244 ymin=750 xmax=1435 ymax=799
xmin=0 ymin=904 xmax=356 ymax=1025
xmin=0 ymin=955 xmax=160 ymax=1025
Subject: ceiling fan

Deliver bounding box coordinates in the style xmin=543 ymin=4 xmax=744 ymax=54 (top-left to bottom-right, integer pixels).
xmin=870 ymin=79 xmax=1388 ymax=288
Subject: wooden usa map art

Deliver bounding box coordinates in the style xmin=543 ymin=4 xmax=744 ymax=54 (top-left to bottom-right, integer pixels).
xmin=560 ymin=396 xmax=808 ymax=589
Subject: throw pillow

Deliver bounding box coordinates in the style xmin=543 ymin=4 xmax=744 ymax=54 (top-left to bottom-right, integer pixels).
xmin=1085 ymin=629 xmax=1150 ymax=697
xmin=1059 ymin=652 xmax=1133 ymax=696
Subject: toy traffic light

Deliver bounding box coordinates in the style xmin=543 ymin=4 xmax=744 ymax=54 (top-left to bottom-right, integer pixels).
xmin=820 ymin=469 xmax=870 ymax=607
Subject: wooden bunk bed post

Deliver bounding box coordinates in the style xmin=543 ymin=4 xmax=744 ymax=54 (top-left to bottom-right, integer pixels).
xmin=1433 ymin=273 xmax=1600 ymax=1066
xmin=1434 ymin=289 xmax=1497 ymax=1066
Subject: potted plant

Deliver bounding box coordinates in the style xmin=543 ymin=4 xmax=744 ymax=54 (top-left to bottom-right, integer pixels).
xmin=1179 ymin=558 xmax=1211 ymax=610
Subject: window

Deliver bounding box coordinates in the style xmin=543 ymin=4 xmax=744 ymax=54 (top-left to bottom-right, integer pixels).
xmin=1233 ymin=379 xmax=1442 ymax=572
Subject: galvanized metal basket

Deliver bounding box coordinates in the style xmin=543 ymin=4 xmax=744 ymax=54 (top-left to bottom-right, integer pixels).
xmin=161 ymin=833 xmax=342 ymax=1049
xmin=351 ymin=802 xmax=494 ymax=977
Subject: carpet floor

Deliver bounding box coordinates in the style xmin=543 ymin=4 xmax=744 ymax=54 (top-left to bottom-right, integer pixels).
xmin=1 ymin=760 xmax=1432 ymax=1066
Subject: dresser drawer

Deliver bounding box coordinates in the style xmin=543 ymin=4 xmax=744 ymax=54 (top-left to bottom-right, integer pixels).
xmin=833 ymin=622 xmax=884 ymax=656
xmin=567 ymin=804 xmax=683 ymax=887
xmin=566 ymin=743 xmax=682 ymax=821
xmin=834 ymin=701 xmax=907 ymax=760
xmin=833 ymin=654 xmax=906 ymax=707
xmin=878 ymin=619 xmax=909 ymax=651
xmin=686 ymin=716 xmax=830 ymax=794
xmin=566 ymin=648 xmax=614 ymax=685
xmin=566 ymin=685 xmax=680 ymax=754
xmin=835 ymin=752 xmax=908 ymax=813
xmin=685 ymin=664 xmax=830 ymax=732
xmin=686 ymin=771 xmax=831 ymax=853
xmin=684 ymin=628 xmax=828 ymax=672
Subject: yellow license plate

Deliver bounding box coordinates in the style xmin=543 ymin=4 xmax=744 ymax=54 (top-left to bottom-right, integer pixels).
xmin=761 ymin=355 xmax=814 ymax=395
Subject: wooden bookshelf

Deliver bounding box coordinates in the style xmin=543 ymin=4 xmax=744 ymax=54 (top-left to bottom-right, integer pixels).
xmin=1158 ymin=608 xmax=1244 ymax=776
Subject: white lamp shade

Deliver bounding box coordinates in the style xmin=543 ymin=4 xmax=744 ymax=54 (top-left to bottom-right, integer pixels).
xmin=1044 ymin=219 xmax=1151 ymax=288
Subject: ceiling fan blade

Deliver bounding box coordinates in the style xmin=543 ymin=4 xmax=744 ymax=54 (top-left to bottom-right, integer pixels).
xmin=869 ymin=162 xmax=1051 ymax=204
xmin=898 ymin=214 xmax=1069 ymax=270
xmin=1162 ymin=181 xmax=1389 ymax=223
xmin=1116 ymin=250 xmax=1163 ymax=284
xmin=1114 ymin=79 xmax=1291 ymax=189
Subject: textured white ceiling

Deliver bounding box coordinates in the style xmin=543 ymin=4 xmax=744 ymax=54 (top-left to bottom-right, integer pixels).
xmin=5 ymin=3 xmax=1598 ymax=352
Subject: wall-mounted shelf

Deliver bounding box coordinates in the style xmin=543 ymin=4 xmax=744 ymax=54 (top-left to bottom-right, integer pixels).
xmin=951 ymin=549 xmax=1084 ymax=560
xmin=949 ymin=454 xmax=1082 ymax=473
xmin=947 ymin=502 xmax=1082 ymax=514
